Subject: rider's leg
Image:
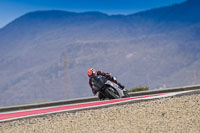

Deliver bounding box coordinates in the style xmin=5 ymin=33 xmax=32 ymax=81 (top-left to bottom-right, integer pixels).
xmin=110 ymin=77 xmax=125 ymax=89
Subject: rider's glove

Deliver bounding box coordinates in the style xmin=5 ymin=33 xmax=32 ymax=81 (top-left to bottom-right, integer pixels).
xmin=92 ymin=89 xmax=97 ymax=95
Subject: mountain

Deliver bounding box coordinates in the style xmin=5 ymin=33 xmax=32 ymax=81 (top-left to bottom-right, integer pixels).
xmin=0 ymin=0 xmax=200 ymax=106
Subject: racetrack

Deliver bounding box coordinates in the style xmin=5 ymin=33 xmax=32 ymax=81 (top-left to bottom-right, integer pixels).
xmin=0 ymin=92 xmax=200 ymax=133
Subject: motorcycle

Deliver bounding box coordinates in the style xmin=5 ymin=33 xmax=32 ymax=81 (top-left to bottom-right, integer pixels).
xmin=92 ymin=75 xmax=129 ymax=100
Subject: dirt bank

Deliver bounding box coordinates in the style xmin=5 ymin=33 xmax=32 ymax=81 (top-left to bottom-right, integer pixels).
xmin=0 ymin=94 xmax=200 ymax=133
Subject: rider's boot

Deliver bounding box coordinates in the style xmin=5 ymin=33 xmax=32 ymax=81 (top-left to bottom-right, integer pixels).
xmin=116 ymin=82 xmax=125 ymax=90
xmin=111 ymin=77 xmax=126 ymax=90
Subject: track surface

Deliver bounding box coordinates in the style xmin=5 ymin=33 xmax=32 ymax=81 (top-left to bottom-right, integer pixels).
xmin=0 ymin=91 xmax=194 ymax=122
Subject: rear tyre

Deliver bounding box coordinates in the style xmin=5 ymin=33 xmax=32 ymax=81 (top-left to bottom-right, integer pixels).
xmin=123 ymin=91 xmax=130 ymax=98
xmin=104 ymin=87 xmax=120 ymax=99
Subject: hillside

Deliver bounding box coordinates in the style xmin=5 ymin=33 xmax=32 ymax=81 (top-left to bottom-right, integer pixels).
xmin=0 ymin=0 xmax=200 ymax=106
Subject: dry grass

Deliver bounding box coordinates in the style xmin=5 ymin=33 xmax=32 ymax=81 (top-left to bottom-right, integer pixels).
xmin=0 ymin=94 xmax=200 ymax=133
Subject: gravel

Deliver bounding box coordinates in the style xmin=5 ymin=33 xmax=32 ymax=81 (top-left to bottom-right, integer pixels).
xmin=0 ymin=94 xmax=200 ymax=133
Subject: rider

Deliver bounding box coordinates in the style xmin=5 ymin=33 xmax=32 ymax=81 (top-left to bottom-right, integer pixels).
xmin=88 ymin=68 xmax=125 ymax=100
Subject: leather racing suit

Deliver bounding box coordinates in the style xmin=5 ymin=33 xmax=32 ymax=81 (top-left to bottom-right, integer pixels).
xmin=89 ymin=71 xmax=125 ymax=100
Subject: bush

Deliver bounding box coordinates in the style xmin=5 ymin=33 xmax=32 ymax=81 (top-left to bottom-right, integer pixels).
xmin=127 ymin=86 xmax=149 ymax=93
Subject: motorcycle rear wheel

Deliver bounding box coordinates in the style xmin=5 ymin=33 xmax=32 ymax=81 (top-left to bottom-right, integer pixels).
xmin=123 ymin=91 xmax=130 ymax=97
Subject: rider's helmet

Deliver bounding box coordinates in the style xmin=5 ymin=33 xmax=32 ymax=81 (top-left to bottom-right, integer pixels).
xmin=88 ymin=68 xmax=97 ymax=77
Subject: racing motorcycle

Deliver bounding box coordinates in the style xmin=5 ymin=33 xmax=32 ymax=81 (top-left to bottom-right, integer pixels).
xmin=92 ymin=75 xmax=129 ymax=99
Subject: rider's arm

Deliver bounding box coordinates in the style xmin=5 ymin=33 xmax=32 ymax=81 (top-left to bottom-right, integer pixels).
xmin=89 ymin=79 xmax=97 ymax=95
xmin=97 ymin=71 xmax=111 ymax=77
xmin=97 ymin=71 xmax=114 ymax=80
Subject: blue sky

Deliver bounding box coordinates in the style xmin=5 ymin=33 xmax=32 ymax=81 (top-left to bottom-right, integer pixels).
xmin=0 ymin=0 xmax=186 ymax=28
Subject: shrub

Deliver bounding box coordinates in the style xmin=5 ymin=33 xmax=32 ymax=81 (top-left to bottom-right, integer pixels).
xmin=127 ymin=86 xmax=149 ymax=93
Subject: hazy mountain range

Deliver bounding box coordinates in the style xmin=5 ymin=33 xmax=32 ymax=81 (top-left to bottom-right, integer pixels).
xmin=0 ymin=0 xmax=200 ymax=106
